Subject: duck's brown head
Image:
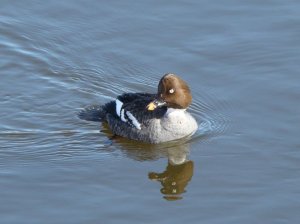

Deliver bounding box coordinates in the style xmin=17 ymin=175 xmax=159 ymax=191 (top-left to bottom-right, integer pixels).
xmin=147 ymin=73 xmax=192 ymax=110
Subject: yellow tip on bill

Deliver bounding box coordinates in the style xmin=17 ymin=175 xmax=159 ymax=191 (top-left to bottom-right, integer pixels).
xmin=146 ymin=102 xmax=157 ymax=111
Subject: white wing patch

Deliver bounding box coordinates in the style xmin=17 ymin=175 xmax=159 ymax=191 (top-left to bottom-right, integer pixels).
xmin=115 ymin=98 xmax=141 ymax=130
xmin=120 ymin=109 xmax=127 ymax=122
xmin=115 ymin=99 xmax=123 ymax=117
xmin=126 ymin=111 xmax=141 ymax=130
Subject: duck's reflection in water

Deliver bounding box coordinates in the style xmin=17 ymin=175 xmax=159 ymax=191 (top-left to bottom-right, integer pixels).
xmin=149 ymin=144 xmax=193 ymax=201
xmin=101 ymin=125 xmax=194 ymax=200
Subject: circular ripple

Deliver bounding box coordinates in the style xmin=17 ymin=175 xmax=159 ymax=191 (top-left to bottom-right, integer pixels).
xmin=187 ymin=88 xmax=230 ymax=143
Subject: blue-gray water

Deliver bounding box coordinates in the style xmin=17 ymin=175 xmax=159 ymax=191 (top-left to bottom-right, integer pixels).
xmin=1 ymin=0 xmax=299 ymax=223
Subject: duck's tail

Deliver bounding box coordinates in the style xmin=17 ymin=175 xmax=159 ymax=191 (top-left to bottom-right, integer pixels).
xmin=78 ymin=101 xmax=116 ymax=122
xmin=78 ymin=105 xmax=106 ymax=122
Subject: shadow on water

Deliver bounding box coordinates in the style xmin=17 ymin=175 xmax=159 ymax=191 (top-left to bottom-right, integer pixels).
xmin=100 ymin=123 xmax=194 ymax=200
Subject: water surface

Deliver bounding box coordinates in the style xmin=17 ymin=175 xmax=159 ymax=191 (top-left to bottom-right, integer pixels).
xmin=0 ymin=0 xmax=299 ymax=223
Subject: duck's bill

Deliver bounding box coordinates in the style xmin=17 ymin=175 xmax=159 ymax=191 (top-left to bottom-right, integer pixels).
xmin=146 ymin=99 xmax=166 ymax=111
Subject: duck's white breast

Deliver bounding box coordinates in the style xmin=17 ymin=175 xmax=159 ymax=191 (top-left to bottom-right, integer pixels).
xmin=145 ymin=109 xmax=198 ymax=143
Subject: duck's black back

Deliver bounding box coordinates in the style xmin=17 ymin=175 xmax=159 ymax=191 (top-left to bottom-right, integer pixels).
xmin=78 ymin=92 xmax=167 ymax=123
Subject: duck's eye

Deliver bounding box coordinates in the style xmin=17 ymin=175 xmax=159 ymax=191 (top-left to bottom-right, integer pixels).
xmin=169 ymin=88 xmax=175 ymax=94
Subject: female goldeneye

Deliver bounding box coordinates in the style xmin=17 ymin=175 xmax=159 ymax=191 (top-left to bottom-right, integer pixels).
xmin=79 ymin=73 xmax=198 ymax=144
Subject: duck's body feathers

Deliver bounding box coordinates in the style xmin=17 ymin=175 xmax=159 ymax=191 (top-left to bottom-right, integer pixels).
xmin=79 ymin=92 xmax=167 ymax=124
xmin=79 ymin=74 xmax=198 ymax=143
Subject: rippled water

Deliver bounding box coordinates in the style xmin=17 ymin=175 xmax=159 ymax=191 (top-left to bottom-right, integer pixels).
xmin=1 ymin=0 xmax=300 ymax=223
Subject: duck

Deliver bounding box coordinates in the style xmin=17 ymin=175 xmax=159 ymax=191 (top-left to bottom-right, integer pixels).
xmin=79 ymin=73 xmax=198 ymax=144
